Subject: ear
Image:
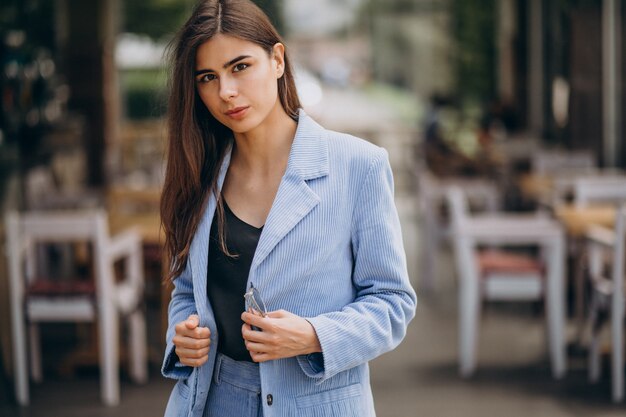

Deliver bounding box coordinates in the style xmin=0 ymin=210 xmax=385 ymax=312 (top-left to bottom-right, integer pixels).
xmin=271 ymin=42 xmax=286 ymax=79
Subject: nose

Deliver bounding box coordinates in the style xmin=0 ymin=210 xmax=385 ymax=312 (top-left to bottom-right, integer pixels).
xmin=218 ymin=76 xmax=238 ymax=101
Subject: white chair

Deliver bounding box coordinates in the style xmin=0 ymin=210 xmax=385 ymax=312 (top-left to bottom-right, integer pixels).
xmin=543 ymin=171 xmax=624 ymax=209
xmin=585 ymin=204 xmax=626 ymax=402
xmin=574 ymin=177 xmax=626 ymax=208
xmin=446 ymin=187 xmax=567 ymax=378
xmin=528 ymin=149 xmax=597 ymax=209
xmin=570 ymin=177 xmax=626 ymax=339
xmin=5 ymin=209 xmax=148 ymax=406
xmin=23 ymin=165 xmax=102 ymax=210
xmin=531 ymin=149 xmax=595 ymax=176
xmin=417 ymin=169 xmax=500 ymax=292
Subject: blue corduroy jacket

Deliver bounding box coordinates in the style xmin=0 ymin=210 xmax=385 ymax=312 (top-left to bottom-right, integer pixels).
xmin=162 ymin=110 xmax=417 ymax=417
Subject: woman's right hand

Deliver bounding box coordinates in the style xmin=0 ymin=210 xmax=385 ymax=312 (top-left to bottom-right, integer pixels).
xmin=173 ymin=314 xmax=211 ymax=367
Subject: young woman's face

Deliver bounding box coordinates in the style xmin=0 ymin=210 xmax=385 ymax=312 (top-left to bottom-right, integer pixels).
xmin=195 ymin=34 xmax=285 ymax=134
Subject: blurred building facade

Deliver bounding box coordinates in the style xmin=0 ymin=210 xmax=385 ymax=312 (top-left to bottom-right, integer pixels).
xmin=1 ymin=0 xmax=121 ymax=192
xmin=368 ymin=0 xmax=624 ymax=168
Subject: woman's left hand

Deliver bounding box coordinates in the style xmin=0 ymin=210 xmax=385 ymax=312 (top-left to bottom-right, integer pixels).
xmin=241 ymin=309 xmax=322 ymax=362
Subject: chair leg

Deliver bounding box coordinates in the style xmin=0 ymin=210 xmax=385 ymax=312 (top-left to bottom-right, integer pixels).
xmin=11 ymin=309 xmax=29 ymax=405
xmin=611 ymin=293 xmax=624 ymax=402
xmin=587 ymin=291 xmax=603 ymax=382
xmin=7 ymin=214 xmax=29 ymax=406
xmin=128 ymin=310 xmax=148 ymax=384
xmin=589 ymin=335 xmax=602 ymax=383
xmin=28 ymin=323 xmax=43 ymax=383
xmin=459 ymin=278 xmax=480 ymax=377
xmin=98 ymin=305 xmax=120 ymax=406
xmin=546 ymin=238 xmax=567 ymax=379
xmin=574 ymin=243 xmax=587 ymax=342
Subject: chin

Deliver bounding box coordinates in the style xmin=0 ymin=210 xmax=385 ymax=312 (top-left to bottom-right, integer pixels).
xmin=227 ymin=121 xmax=254 ymax=134
xmin=228 ymin=116 xmax=264 ymax=135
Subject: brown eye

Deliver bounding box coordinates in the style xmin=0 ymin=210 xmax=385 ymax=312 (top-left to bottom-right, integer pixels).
xmin=198 ymin=73 xmax=216 ymax=83
xmin=233 ymin=63 xmax=249 ymax=72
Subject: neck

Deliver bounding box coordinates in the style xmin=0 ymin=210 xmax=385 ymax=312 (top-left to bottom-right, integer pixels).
xmin=232 ymin=106 xmax=297 ymax=175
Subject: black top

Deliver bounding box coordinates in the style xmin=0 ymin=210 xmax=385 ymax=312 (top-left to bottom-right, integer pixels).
xmin=207 ymin=199 xmax=263 ymax=362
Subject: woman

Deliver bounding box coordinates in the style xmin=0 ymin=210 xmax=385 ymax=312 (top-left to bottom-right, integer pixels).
xmin=160 ymin=1 xmax=417 ymax=416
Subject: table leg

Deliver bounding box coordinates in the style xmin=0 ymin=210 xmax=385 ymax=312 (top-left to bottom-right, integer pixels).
xmin=546 ymin=236 xmax=567 ymax=379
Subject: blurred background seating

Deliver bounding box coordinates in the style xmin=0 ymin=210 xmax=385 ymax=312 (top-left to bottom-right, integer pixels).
xmin=447 ymin=186 xmax=566 ymax=379
xmin=5 ymin=209 xmax=147 ymax=406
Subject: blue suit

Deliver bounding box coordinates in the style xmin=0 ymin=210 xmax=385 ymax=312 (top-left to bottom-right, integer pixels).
xmin=162 ymin=110 xmax=417 ymax=417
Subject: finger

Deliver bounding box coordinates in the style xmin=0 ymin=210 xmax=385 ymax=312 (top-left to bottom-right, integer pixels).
xmin=265 ymin=309 xmax=289 ymax=319
xmin=175 ymin=345 xmax=210 ymax=360
xmin=174 ymin=320 xmax=188 ymax=334
xmin=176 ymin=327 xmax=210 ymax=340
xmin=179 ymin=355 xmax=209 ymax=367
xmin=241 ymin=323 xmax=253 ymax=339
xmin=191 ymin=326 xmax=211 ymax=339
xmin=244 ymin=340 xmax=269 ymax=353
xmin=173 ymin=335 xmax=210 ymax=349
xmin=185 ymin=314 xmax=200 ymax=330
xmin=242 ymin=326 xmax=269 ymax=343
xmin=177 ymin=324 xmax=210 ymax=339
xmin=241 ymin=311 xmax=267 ymax=329
xmin=249 ymin=351 xmax=272 ymax=363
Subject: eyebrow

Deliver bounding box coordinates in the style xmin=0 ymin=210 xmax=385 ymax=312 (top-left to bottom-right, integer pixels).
xmin=195 ymin=55 xmax=252 ymax=75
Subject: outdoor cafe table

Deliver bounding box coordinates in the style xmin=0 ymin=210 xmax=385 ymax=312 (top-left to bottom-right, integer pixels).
xmin=554 ymin=204 xmax=615 ymax=237
xmin=519 ymin=171 xmax=625 ymax=209
xmin=554 ymin=204 xmax=616 ymax=339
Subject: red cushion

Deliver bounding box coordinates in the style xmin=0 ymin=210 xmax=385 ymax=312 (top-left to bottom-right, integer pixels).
xmin=142 ymin=243 xmax=162 ymax=263
xmin=27 ymin=278 xmax=96 ymax=296
xmin=477 ymin=250 xmax=544 ymax=276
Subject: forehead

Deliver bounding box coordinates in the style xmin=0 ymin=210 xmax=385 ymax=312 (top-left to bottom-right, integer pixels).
xmin=195 ymin=33 xmax=268 ymax=69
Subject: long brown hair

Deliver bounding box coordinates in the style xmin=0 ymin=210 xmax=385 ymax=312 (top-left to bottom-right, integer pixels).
xmin=161 ymin=0 xmax=301 ymax=281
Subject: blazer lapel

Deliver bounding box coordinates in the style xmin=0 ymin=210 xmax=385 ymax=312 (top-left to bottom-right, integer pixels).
xmin=251 ymin=110 xmax=329 ymax=270
xmin=189 ymin=146 xmax=232 ymax=327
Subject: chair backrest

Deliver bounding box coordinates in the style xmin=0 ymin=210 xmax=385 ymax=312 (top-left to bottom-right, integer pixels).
xmin=5 ymin=210 xmax=112 ymax=301
xmin=532 ymin=149 xmax=595 ymax=176
xmin=446 ymin=186 xmax=469 ymax=235
xmin=574 ymin=177 xmax=626 ymax=208
xmin=445 ymin=187 xmax=482 ymax=290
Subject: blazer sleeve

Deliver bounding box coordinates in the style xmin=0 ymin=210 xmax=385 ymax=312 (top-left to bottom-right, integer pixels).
xmin=300 ymin=147 xmax=417 ymax=382
xmin=161 ymin=259 xmax=198 ymax=379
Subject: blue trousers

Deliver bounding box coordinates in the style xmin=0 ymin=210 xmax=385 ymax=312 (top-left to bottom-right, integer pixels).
xmin=203 ymin=353 xmax=263 ymax=417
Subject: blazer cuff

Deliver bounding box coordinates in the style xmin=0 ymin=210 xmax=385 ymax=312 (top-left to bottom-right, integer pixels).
xmin=161 ymin=340 xmax=193 ymax=379
xmin=297 ymin=352 xmax=325 ymax=379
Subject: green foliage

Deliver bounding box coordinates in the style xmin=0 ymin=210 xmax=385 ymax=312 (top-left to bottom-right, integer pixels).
xmin=368 ymin=0 xmax=448 ymax=14
xmin=450 ymin=0 xmax=496 ymax=101
xmin=121 ymin=69 xmax=168 ymax=119
xmin=123 ymin=0 xmax=195 ymax=40
xmin=124 ymin=0 xmax=285 ymax=39
xmin=252 ymin=0 xmax=285 ymax=35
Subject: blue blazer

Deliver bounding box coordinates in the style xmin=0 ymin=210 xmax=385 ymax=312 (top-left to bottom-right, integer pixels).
xmin=162 ymin=110 xmax=417 ymax=417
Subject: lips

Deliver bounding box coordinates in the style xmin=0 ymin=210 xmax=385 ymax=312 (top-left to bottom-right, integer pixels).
xmin=225 ymin=106 xmax=249 ymax=118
